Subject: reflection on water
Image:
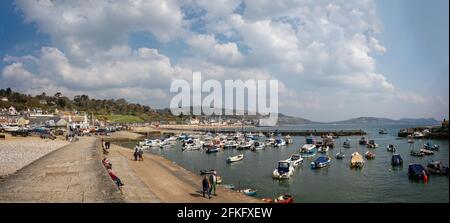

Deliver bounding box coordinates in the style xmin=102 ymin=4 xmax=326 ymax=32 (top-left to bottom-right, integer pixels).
xmin=117 ymin=124 xmax=449 ymax=203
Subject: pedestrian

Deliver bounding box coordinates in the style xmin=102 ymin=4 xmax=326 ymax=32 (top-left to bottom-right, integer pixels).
xmin=138 ymin=146 xmax=144 ymax=161
xmin=133 ymin=146 xmax=139 ymax=161
xmin=202 ymin=175 xmax=211 ymax=199
xmin=209 ymin=173 xmax=217 ymax=196
xmin=106 ymin=141 xmax=111 ymax=150
xmin=101 ymin=139 xmax=105 ymax=149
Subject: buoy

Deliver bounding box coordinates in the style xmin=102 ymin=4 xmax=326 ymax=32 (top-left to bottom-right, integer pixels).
xmin=424 ymin=174 xmax=428 ymax=182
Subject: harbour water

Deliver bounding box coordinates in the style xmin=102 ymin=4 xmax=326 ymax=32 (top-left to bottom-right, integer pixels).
xmin=118 ymin=124 xmax=449 ymax=203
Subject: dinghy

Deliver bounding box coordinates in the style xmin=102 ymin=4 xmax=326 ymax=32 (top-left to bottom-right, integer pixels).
xmin=387 ymin=144 xmax=396 ymax=152
xmin=365 ymin=151 xmax=375 ymax=159
xmin=274 ymin=194 xmax=294 ymax=203
xmin=226 ymin=154 xmax=244 ymax=163
xmin=239 ymin=188 xmax=257 ymax=196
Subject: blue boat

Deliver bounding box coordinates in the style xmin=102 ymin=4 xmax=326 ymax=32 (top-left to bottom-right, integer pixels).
xmin=311 ymin=156 xmax=331 ymax=169
xmin=391 ymin=154 xmax=403 ymax=166
xmin=408 ymin=164 xmax=429 ymax=180
xmin=240 ymin=188 xmax=257 ymax=196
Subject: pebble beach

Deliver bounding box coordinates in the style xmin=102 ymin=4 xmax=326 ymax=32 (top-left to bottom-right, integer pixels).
xmin=0 ymin=137 xmax=69 ymax=176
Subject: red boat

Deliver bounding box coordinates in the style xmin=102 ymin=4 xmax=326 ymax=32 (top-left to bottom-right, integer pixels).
xmin=274 ymin=195 xmax=294 ymax=203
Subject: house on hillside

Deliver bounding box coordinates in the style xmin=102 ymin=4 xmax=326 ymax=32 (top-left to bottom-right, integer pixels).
xmin=8 ymin=106 xmax=17 ymax=115
xmin=1 ymin=97 xmax=8 ymax=102
xmin=39 ymin=99 xmax=47 ymax=105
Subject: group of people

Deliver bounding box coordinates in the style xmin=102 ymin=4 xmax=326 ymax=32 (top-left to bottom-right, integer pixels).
xmin=202 ymin=173 xmax=218 ymax=199
xmin=102 ymin=157 xmax=125 ymax=192
xmin=133 ymin=146 xmax=144 ymax=161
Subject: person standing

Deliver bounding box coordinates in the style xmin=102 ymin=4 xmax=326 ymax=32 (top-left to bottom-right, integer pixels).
xmin=138 ymin=146 xmax=144 ymax=161
xmin=133 ymin=146 xmax=139 ymax=161
xmin=202 ymin=176 xmax=211 ymax=199
xmin=209 ymin=173 xmax=217 ymax=196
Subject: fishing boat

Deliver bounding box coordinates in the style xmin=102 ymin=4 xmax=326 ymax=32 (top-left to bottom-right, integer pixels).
xmin=284 ymin=135 xmax=294 ymax=144
xmin=391 ymin=154 xmax=403 ymax=166
xmin=299 ymin=144 xmax=316 ymax=158
xmin=205 ymin=146 xmax=220 ymax=153
xmin=226 ymin=154 xmax=244 ymax=163
xmin=200 ymin=169 xmax=217 ymax=175
xmin=311 ymin=156 xmax=331 ymax=169
xmin=285 ymin=154 xmax=303 ymax=167
xmin=350 ymin=152 xmax=364 ymax=168
xmin=367 ymin=140 xmax=378 ymax=148
xmin=239 ymin=188 xmax=257 ymax=196
xmin=420 ymin=148 xmax=434 ymax=155
xmin=423 ymin=142 xmax=440 ymax=151
xmin=386 ymin=144 xmax=396 ymax=152
xmin=251 ymin=141 xmax=265 ymax=151
xmin=358 ymin=137 xmax=368 ymax=145
xmin=274 ymin=138 xmax=286 ymax=147
xmin=379 ymin=129 xmax=388 ymax=134
xmin=343 ymin=139 xmax=351 ymax=148
xmin=365 ymin=151 xmax=375 ymax=159
xmin=426 ymin=161 xmax=449 ymax=176
xmin=408 ymin=164 xmax=429 ymax=181
xmin=317 ymin=146 xmax=329 ymax=153
xmin=272 ymin=161 xmax=295 ymax=180
xmin=274 ymin=194 xmax=294 ymax=203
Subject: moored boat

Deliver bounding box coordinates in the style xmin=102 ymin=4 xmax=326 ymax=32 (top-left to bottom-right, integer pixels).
xmin=343 ymin=139 xmax=351 ymax=148
xmin=408 ymin=163 xmax=429 ymax=181
xmin=251 ymin=141 xmax=265 ymax=151
xmin=391 ymin=154 xmax=403 ymax=166
xmin=226 ymin=154 xmax=244 ymax=163
xmin=426 ymin=161 xmax=449 ymax=176
xmin=200 ymin=169 xmax=217 ymax=175
xmin=387 ymin=144 xmax=396 ymax=152
xmin=272 ymin=161 xmax=295 ymax=180
xmin=359 ymin=137 xmax=367 ymax=145
xmin=367 ymin=140 xmax=378 ymax=148
xmin=285 ymin=154 xmax=303 ymax=167
xmin=205 ymin=147 xmax=220 ymax=153
xmin=239 ymin=188 xmax=257 ymax=196
xmin=317 ymin=146 xmax=329 ymax=153
xmin=350 ymin=152 xmax=364 ymax=168
xmin=299 ymin=144 xmax=316 ymax=158
xmin=423 ymin=142 xmax=440 ymax=151
xmin=365 ymin=151 xmax=375 ymax=159
xmin=274 ymin=194 xmax=294 ymax=203
xmin=311 ymin=156 xmax=331 ymax=169
xmin=410 ymin=150 xmax=424 ymax=157
xmin=420 ymin=148 xmax=434 ymax=155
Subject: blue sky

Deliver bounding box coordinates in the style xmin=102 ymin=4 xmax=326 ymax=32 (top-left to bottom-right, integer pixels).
xmin=0 ymin=0 xmax=448 ymax=122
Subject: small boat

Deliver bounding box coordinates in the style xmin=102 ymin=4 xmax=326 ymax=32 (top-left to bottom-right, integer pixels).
xmin=420 ymin=148 xmax=434 ymax=155
xmin=200 ymin=169 xmax=217 ymax=175
xmin=205 ymin=147 xmax=220 ymax=153
xmin=239 ymin=188 xmax=257 ymax=196
xmin=413 ymin=132 xmax=424 ymax=139
xmin=408 ymin=163 xmax=429 ymax=181
xmin=391 ymin=154 xmax=403 ymax=166
xmin=311 ymin=156 xmax=331 ymax=169
xmin=359 ymin=137 xmax=367 ymax=145
xmin=272 ymin=161 xmax=295 ymax=179
xmin=335 ymin=152 xmax=345 ymax=159
xmin=426 ymin=161 xmax=449 ymax=176
xmin=367 ymin=140 xmax=378 ymax=148
xmin=226 ymin=154 xmax=244 ymax=163
xmin=265 ymin=138 xmax=276 ymax=146
xmin=365 ymin=151 xmax=375 ymax=159
xmin=285 ymin=154 xmax=303 ymax=167
xmin=222 ymin=184 xmax=235 ymax=190
xmin=423 ymin=142 xmax=440 ymax=151
xmin=223 ymin=141 xmax=238 ymax=149
xmin=350 ymin=152 xmax=364 ymax=168
xmin=237 ymin=141 xmax=253 ymax=150
xmin=274 ymin=138 xmax=286 ymax=147
xmin=410 ymin=150 xmax=424 ymax=157
xmin=299 ymin=144 xmax=316 ymax=157
xmin=379 ymin=129 xmax=388 ymax=134
xmin=386 ymin=144 xmax=396 ymax=152
xmin=317 ymin=146 xmax=329 ymax=153
xmin=343 ymin=139 xmax=351 ymax=148
xmin=261 ymin=198 xmax=274 ymax=203
xmin=284 ymin=135 xmax=294 ymax=144
xmin=251 ymin=141 xmax=265 ymax=151
xmin=274 ymin=194 xmax=294 ymax=203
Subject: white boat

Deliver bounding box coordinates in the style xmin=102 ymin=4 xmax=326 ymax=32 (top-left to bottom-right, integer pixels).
xmin=350 ymin=152 xmax=364 ymax=168
xmin=413 ymin=132 xmax=424 ymax=139
xmin=386 ymin=144 xmax=396 ymax=152
xmin=223 ymin=140 xmax=238 ymax=149
xmin=251 ymin=142 xmax=265 ymax=151
xmin=299 ymin=144 xmax=316 ymax=157
xmin=3 ymin=125 xmax=19 ymax=132
xmin=226 ymin=154 xmax=244 ymax=163
xmin=317 ymin=146 xmax=329 ymax=153
xmin=265 ymin=138 xmax=276 ymax=146
xmin=237 ymin=141 xmax=253 ymax=150
xmin=145 ymin=139 xmax=162 ymax=147
xmin=285 ymin=154 xmax=303 ymax=167
xmin=272 ymin=161 xmax=295 ymax=180
xmin=343 ymin=139 xmax=351 ymax=148
xmin=274 ymin=138 xmax=286 ymax=147
xmin=284 ymin=135 xmax=294 ymax=144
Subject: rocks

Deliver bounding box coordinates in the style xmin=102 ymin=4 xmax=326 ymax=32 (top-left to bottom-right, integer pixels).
xmin=0 ymin=138 xmax=69 ymax=176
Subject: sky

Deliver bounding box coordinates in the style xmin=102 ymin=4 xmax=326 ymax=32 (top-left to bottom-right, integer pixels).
xmin=0 ymin=0 xmax=448 ymax=122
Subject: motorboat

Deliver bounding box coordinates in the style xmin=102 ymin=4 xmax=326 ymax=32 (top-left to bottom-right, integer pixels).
xmin=144 ymin=139 xmax=162 ymax=147
xmin=200 ymin=169 xmax=217 ymax=175
xmin=237 ymin=141 xmax=253 ymax=150
xmin=274 ymin=138 xmax=286 ymax=147
xmin=423 ymin=142 xmax=440 ymax=151
xmin=367 ymin=140 xmax=378 ymax=148
xmin=350 ymin=152 xmax=364 ymax=168
xmin=365 ymin=151 xmax=375 ymax=159
xmin=284 ymin=135 xmax=294 ymax=144
xmin=343 ymin=139 xmax=351 ymax=148
xmin=265 ymin=138 xmax=276 ymax=146
xmin=223 ymin=141 xmax=238 ymax=149
xmin=426 ymin=161 xmax=449 ymax=176
xmin=205 ymin=146 xmax=220 ymax=154
xmin=222 ymin=184 xmax=235 ymax=190
xmin=391 ymin=154 xmax=403 ymax=166
xmin=420 ymin=148 xmax=434 ymax=155
xmin=239 ymin=188 xmax=257 ymax=196
xmin=274 ymin=194 xmax=294 ymax=203
xmin=379 ymin=129 xmax=388 ymax=134
xmin=272 ymin=161 xmax=295 ymax=180
xmin=226 ymin=154 xmax=244 ymax=163
xmin=413 ymin=132 xmax=424 ymax=139
xmin=317 ymin=146 xmax=329 ymax=153
xmin=408 ymin=164 xmax=429 ymax=181
xmin=335 ymin=152 xmax=345 ymax=159
xmin=285 ymin=154 xmax=303 ymax=167
xmin=311 ymin=156 xmax=331 ymax=169
xmin=410 ymin=150 xmax=424 ymax=157
xmin=387 ymin=144 xmax=396 ymax=152
xmin=359 ymin=137 xmax=367 ymax=145
xmin=251 ymin=141 xmax=265 ymax=151
xmin=299 ymin=144 xmax=316 ymax=158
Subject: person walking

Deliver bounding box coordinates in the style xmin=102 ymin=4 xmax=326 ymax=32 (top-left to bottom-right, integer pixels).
xmin=138 ymin=146 xmax=144 ymax=161
xmin=202 ymin=176 xmax=211 ymax=199
xmin=133 ymin=146 xmax=139 ymax=161
xmin=209 ymin=173 xmax=217 ymax=196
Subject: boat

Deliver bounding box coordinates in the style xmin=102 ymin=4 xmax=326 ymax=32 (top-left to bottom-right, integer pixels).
xmin=285 ymin=154 xmax=303 ymax=167
xmin=311 ymin=156 xmax=331 ymax=169
xmin=423 ymin=142 xmax=440 ymax=151
xmin=358 ymin=137 xmax=367 ymax=145
xmin=317 ymin=146 xmax=329 ymax=153
xmin=343 ymin=139 xmax=351 ymax=148
xmin=237 ymin=141 xmax=253 ymax=150
xmin=251 ymin=141 xmax=265 ymax=151
xmin=223 ymin=141 xmax=238 ymax=149
xmin=272 ymin=161 xmax=295 ymax=179
xmin=413 ymin=132 xmax=424 ymax=139
xmin=299 ymin=144 xmax=316 ymax=158
xmin=200 ymin=169 xmax=217 ymax=175
xmin=206 ymin=147 xmax=220 ymax=153
xmin=410 ymin=150 xmax=424 ymax=157
xmin=365 ymin=151 xmax=375 ymax=159
xmin=408 ymin=164 xmax=429 ymax=181
xmin=239 ymin=188 xmax=257 ymax=196
xmin=386 ymin=144 xmax=396 ymax=152
xmin=391 ymin=154 xmax=403 ymax=166
xmin=420 ymin=148 xmax=434 ymax=155
xmin=350 ymin=152 xmax=364 ymax=168
xmin=222 ymin=184 xmax=235 ymax=190
xmin=144 ymin=139 xmax=162 ymax=147
xmin=335 ymin=151 xmax=345 ymax=159
xmin=379 ymin=129 xmax=388 ymax=134
xmin=284 ymin=135 xmax=294 ymax=144
xmin=226 ymin=154 xmax=244 ymax=163
xmin=265 ymin=138 xmax=276 ymax=146
xmin=274 ymin=194 xmax=294 ymax=203
xmin=367 ymin=140 xmax=378 ymax=148
xmin=274 ymin=138 xmax=286 ymax=147
xmin=216 ymin=176 xmax=222 ymax=184
xmin=261 ymin=198 xmax=274 ymax=203
xmin=426 ymin=161 xmax=449 ymax=176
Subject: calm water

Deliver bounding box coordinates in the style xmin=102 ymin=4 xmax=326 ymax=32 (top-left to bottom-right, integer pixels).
xmin=117 ymin=124 xmax=449 ymax=203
